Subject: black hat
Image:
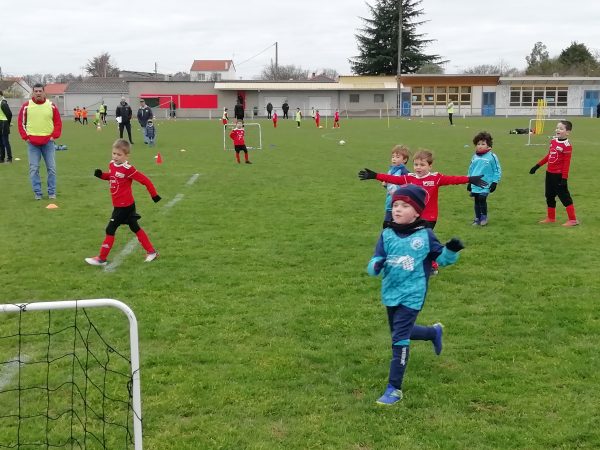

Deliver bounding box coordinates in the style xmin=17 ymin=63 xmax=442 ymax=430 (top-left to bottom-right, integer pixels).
xmin=391 ymin=184 xmax=428 ymax=214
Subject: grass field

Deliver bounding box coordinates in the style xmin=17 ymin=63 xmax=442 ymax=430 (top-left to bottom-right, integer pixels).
xmin=1 ymin=115 xmax=600 ymax=449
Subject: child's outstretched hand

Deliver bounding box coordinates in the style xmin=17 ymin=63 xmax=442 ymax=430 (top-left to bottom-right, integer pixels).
xmin=358 ymin=168 xmax=377 ymax=180
xmin=152 ymin=195 xmax=162 ymax=203
xmin=94 ymin=169 xmax=103 ymax=178
xmin=529 ymin=164 xmax=540 ymax=174
xmin=468 ymin=175 xmax=488 ymax=188
xmin=445 ymin=238 xmax=465 ymax=252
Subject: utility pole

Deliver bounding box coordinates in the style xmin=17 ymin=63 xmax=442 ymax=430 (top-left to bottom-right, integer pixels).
xmin=397 ymin=0 xmax=402 ymax=117
xmin=275 ymin=42 xmax=279 ymax=80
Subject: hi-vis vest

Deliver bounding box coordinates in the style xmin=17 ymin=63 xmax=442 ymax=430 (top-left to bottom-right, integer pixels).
xmin=25 ymin=100 xmax=54 ymax=136
xmin=0 ymin=99 xmax=7 ymax=121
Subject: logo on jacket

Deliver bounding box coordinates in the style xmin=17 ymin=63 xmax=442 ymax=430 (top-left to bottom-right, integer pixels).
xmin=388 ymin=255 xmax=415 ymax=271
xmin=410 ymin=237 xmax=425 ymax=250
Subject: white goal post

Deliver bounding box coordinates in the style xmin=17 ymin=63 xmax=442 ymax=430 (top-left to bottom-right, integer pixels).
xmin=0 ymin=299 xmax=143 ymax=450
xmin=526 ymin=118 xmax=562 ymax=146
xmin=223 ymin=123 xmax=262 ymax=151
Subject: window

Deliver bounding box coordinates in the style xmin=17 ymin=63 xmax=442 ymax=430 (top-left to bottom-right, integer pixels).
xmin=409 ymin=86 xmax=470 ymax=106
xmin=509 ymin=86 xmax=568 ymax=107
xmin=349 ymin=94 xmax=360 ymax=103
xmin=374 ymin=93 xmax=384 ymax=103
xmin=197 ymin=73 xmax=206 ymax=81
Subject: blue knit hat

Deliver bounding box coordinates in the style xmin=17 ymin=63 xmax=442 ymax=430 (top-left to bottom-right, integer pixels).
xmin=391 ymin=184 xmax=428 ymax=214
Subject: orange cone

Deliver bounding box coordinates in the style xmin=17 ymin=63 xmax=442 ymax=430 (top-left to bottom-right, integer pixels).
xmin=156 ymin=152 xmax=162 ymax=164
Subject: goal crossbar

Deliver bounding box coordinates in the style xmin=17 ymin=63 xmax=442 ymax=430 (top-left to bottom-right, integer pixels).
xmin=526 ymin=118 xmax=562 ymax=146
xmin=0 ymin=298 xmax=143 ymax=450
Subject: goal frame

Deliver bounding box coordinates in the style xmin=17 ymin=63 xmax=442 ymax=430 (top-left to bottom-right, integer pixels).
xmin=0 ymin=298 xmax=143 ymax=450
xmin=223 ymin=122 xmax=262 ymax=151
xmin=526 ymin=118 xmax=562 ymax=146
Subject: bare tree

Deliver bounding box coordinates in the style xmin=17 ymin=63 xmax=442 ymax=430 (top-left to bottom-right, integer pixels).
xmin=416 ymin=63 xmax=444 ymax=74
xmin=259 ymin=63 xmax=309 ymax=81
xmin=84 ymin=52 xmax=120 ymax=77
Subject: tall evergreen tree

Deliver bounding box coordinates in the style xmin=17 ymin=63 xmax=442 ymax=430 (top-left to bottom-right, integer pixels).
xmin=350 ymin=0 xmax=444 ymax=75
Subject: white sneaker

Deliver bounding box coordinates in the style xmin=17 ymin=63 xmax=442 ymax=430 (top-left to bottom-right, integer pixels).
xmin=85 ymin=257 xmax=107 ymax=266
xmin=48 ymin=194 xmax=56 ymax=199
xmin=144 ymin=252 xmax=158 ymax=262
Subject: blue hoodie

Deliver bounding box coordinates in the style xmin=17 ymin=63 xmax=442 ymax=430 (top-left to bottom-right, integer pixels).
xmin=468 ymin=149 xmax=501 ymax=194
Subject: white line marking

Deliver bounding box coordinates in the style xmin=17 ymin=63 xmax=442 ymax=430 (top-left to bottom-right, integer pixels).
xmin=163 ymin=193 xmax=184 ymax=211
xmin=0 ymin=354 xmax=30 ymax=391
xmin=186 ymin=173 xmax=200 ymax=186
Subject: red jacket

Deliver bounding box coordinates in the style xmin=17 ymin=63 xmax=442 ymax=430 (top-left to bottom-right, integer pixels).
xmin=376 ymin=172 xmax=469 ymax=222
xmin=98 ymin=161 xmax=158 ymax=207
xmin=18 ymin=98 xmax=62 ymax=146
xmin=229 ymin=128 xmax=245 ymax=146
xmin=537 ymin=137 xmax=573 ymax=179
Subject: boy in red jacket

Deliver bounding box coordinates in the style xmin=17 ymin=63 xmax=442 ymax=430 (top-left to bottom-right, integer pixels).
xmin=85 ymin=139 xmax=161 ymax=266
xmin=529 ymin=120 xmax=578 ymax=226
xmin=229 ymin=122 xmax=251 ymax=164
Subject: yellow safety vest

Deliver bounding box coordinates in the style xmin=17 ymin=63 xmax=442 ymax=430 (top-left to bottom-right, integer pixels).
xmin=26 ymin=99 xmax=54 ymax=136
xmin=0 ymin=99 xmax=7 ymax=121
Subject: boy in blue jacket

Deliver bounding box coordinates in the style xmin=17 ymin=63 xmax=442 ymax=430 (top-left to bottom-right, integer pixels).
xmin=382 ymin=145 xmax=410 ymax=222
xmin=467 ymin=131 xmax=501 ymax=226
xmin=367 ymin=184 xmax=464 ymax=405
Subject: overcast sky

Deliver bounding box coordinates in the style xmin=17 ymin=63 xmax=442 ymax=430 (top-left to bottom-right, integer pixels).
xmin=4 ymin=0 xmax=600 ymax=79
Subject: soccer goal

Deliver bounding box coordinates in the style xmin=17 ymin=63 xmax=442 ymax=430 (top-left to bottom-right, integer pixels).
xmin=223 ymin=123 xmax=262 ymax=151
xmin=0 ymin=299 xmax=143 ymax=450
xmin=526 ymin=118 xmax=561 ymax=146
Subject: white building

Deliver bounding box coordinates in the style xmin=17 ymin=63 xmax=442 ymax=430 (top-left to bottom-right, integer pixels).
xmin=190 ymin=60 xmax=236 ymax=82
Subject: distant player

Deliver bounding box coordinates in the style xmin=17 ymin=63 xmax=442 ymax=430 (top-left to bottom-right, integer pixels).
xmin=333 ymin=109 xmax=340 ymax=128
xmin=295 ymin=108 xmax=302 ymax=128
xmin=85 ymin=139 xmax=161 ymax=266
xmin=145 ymin=120 xmax=156 ymax=147
xmin=222 ymin=107 xmax=228 ymax=127
xmin=529 ymin=120 xmax=578 ymax=226
xmin=272 ymin=110 xmax=278 ymax=128
xmin=81 ymin=107 xmax=88 ymax=125
xmin=229 ymin=122 xmax=251 ymax=164
xmin=315 ymin=110 xmax=321 ymax=128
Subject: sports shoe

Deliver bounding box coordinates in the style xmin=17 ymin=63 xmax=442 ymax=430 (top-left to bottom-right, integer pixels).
xmin=471 ymin=219 xmax=480 ymax=226
xmin=48 ymin=194 xmax=56 ymax=199
xmin=479 ymin=215 xmax=488 ymax=226
xmin=245 ymin=160 xmax=252 ymax=164
xmin=144 ymin=252 xmax=159 ymax=262
xmin=562 ymin=220 xmax=579 ymax=227
xmin=539 ymin=218 xmax=556 ymax=224
xmin=432 ymin=323 xmax=444 ymax=356
xmin=376 ymin=384 xmax=403 ymax=405
xmin=34 ymin=194 xmax=42 ymax=200
xmin=85 ymin=257 xmax=107 ymax=266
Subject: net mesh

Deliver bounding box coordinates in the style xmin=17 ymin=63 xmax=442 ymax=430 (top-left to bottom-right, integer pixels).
xmin=0 ymin=305 xmax=136 ymax=449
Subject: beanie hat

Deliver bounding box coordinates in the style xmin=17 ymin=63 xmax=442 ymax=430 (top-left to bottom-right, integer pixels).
xmin=391 ymin=184 xmax=428 ymax=214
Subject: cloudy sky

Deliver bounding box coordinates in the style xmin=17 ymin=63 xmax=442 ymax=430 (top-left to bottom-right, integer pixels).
xmin=4 ymin=0 xmax=600 ymax=79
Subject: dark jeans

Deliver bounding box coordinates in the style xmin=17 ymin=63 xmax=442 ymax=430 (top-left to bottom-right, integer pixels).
xmin=545 ymin=172 xmax=573 ymax=208
xmin=119 ymin=121 xmax=133 ymax=143
xmin=0 ymin=133 xmax=11 ymax=162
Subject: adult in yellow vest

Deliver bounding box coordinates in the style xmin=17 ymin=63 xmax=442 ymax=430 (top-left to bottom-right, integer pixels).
xmin=0 ymin=90 xmax=12 ymax=163
xmin=18 ymin=83 xmax=62 ymax=200
xmin=446 ymin=101 xmax=454 ymax=126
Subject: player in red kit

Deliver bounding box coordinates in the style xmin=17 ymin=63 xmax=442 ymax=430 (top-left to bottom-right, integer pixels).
xmin=222 ymin=107 xmax=228 ymax=127
xmin=315 ymin=110 xmax=321 ymax=128
xmin=229 ymin=122 xmax=251 ymax=164
xmin=333 ymin=109 xmax=340 ymax=128
xmin=529 ymin=120 xmax=578 ymax=226
xmin=85 ymin=139 xmax=161 ymax=266
xmin=272 ymin=110 xmax=278 ymax=128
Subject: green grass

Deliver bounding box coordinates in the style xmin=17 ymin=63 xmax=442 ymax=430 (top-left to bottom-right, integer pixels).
xmin=1 ymin=116 xmax=600 ymax=449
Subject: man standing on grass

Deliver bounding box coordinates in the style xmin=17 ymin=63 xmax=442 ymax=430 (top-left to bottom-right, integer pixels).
xmin=17 ymin=83 xmax=62 ymax=200
xmin=0 ymin=90 xmax=13 ymax=163
xmin=137 ymin=99 xmax=153 ymax=144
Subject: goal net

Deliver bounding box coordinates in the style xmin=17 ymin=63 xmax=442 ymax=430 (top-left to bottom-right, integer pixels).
xmin=526 ymin=118 xmax=560 ymax=146
xmin=223 ymin=123 xmax=262 ymax=151
xmin=0 ymin=299 xmax=143 ymax=450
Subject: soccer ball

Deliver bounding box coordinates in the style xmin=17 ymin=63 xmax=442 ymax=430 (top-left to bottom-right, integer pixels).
xmin=339 ymin=140 xmax=346 ymax=145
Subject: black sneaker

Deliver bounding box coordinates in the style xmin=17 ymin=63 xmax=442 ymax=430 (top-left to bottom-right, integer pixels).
xmin=245 ymin=161 xmax=252 ymax=164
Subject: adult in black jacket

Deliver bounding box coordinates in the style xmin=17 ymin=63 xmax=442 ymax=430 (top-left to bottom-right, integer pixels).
xmin=282 ymin=101 xmax=289 ymax=119
xmin=266 ymin=102 xmax=273 ymax=119
xmin=115 ymin=98 xmax=134 ymax=144
xmin=0 ymin=91 xmax=13 ymax=163
xmin=137 ymin=99 xmax=153 ymax=144
xmin=234 ymin=102 xmax=244 ymax=124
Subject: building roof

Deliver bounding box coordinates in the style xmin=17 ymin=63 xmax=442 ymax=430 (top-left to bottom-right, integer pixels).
xmin=498 ymin=76 xmax=600 ymax=85
xmin=398 ymin=74 xmax=499 ymax=86
xmin=190 ymin=60 xmax=235 ymax=72
xmin=65 ymin=78 xmax=129 ymax=94
xmin=214 ymin=81 xmax=343 ymax=91
xmin=0 ymin=80 xmax=16 ymax=91
xmin=44 ymin=83 xmax=67 ymax=95
xmin=338 ymin=75 xmax=398 ymax=89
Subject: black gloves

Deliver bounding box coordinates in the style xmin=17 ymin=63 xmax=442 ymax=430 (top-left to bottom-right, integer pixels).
xmin=467 ymin=183 xmax=471 ymax=192
xmin=358 ymin=168 xmax=377 ymax=180
xmin=558 ymin=178 xmax=568 ymax=187
xmin=529 ymin=164 xmax=540 ymax=174
xmin=94 ymin=169 xmax=102 ymax=178
xmin=373 ymin=259 xmax=386 ymax=272
xmin=468 ymin=175 xmax=488 ymax=188
xmin=445 ymin=238 xmax=465 ymax=253
xmin=489 ymin=182 xmax=497 ymax=193
xmin=152 ymin=195 xmax=162 ymax=203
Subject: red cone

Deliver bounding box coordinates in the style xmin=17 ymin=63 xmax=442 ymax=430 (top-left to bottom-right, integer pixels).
xmin=156 ymin=152 xmax=162 ymax=164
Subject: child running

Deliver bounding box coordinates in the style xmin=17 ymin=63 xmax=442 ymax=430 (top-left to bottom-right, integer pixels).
xmin=529 ymin=120 xmax=578 ymax=226
xmin=467 ymin=131 xmax=501 ymax=226
xmin=85 ymin=139 xmax=161 ymax=266
xmin=367 ymin=184 xmax=464 ymax=405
